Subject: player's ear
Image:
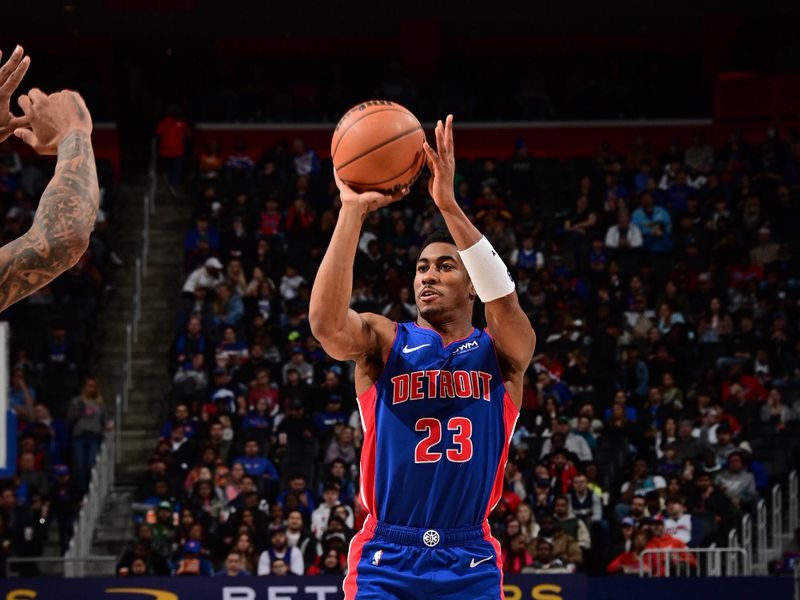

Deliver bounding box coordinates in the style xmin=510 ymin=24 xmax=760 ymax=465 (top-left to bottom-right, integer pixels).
xmin=468 ymin=281 xmax=477 ymax=302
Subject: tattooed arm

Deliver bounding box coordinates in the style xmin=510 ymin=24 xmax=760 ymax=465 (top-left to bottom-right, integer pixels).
xmin=0 ymin=89 xmax=98 ymax=312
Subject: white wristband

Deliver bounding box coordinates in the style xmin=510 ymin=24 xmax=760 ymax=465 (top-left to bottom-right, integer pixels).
xmin=458 ymin=236 xmax=516 ymax=303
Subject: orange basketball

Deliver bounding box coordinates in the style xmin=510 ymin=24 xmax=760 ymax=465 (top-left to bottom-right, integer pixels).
xmin=331 ymin=100 xmax=426 ymax=194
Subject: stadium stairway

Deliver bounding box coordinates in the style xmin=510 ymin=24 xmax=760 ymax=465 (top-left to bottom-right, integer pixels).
xmin=88 ymin=175 xmax=189 ymax=565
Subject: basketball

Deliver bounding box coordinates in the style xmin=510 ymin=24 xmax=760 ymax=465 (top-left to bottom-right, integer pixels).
xmin=331 ymin=99 xmax=426 ymax=194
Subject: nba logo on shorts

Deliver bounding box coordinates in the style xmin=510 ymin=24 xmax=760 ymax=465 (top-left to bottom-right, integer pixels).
xmin=371 ymin=549 xmax=383 ymax=566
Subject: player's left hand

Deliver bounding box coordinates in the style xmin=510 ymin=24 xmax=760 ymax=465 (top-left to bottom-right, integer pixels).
xmin=0 ymin=46 xmax=31 ymax=143
xmin=423 ymin=114 xmax=458 ymax=211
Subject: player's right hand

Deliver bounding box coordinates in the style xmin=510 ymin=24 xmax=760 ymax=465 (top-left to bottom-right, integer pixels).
xmin=14 ymin=89 xmax=93 ymax=155
xmin=333 ymin=168 xmax=408 ymax=215
xmin=0 ymin=46 xmax=31 ymax=143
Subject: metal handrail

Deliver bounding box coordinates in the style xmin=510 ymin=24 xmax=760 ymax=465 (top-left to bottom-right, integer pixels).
xmin=639 ymin=546 xmax=749 ymax=577
xmin=756 ymin=498 xmax=769 ymax=574
xmin=773 ymin=484 xmax=784 ymax=553
xmin=790 ymin=471 xmax=799 ymax=538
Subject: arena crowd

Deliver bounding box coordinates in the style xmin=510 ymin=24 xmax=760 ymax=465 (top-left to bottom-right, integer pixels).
xmin=117 ymin=125 xmax=800 ymax=577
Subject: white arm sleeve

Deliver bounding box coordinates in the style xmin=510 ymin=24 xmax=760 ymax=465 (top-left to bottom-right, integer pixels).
xmin=457 ymin=236 xmax=516 ymax=303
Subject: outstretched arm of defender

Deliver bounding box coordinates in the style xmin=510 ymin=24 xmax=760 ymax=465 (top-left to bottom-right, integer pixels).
xmin=309 ymin=171 xmax=406 ymax=361
xmin=0 ymin=89 xmax=98 ymax=313
xmin=424 ymin=115 xmax=536 ymax=379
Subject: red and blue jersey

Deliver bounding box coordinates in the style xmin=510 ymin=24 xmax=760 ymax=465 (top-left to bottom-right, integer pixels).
xmin=357 ymin=322 xmax=519 ymax=529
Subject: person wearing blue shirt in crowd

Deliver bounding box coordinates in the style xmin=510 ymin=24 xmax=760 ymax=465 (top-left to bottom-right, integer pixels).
xmin=173 ymin=539 xmax=214 ymax=576
xmin=313 ymin=395 xmax=349 ymax=436
xmin=664 ymin=171 xmax=692 ymax=214
xmin=184 ymin=214 xmax=220 ymax=255
xmin=175 ymin=316 xmax=207 ymax=371
xmin=632 ymin=192 xmax=672 ymax=254
xmin=276 ymin=474 xmax=316 ymax=519
xmin=537 ymin=369 xmax=573 ymax=408
xmin=212 ymin=283 xmax=245 ymax=330
xmin=214 ymin=551 xmax=251 ymax=576
xmin=160 ymin=404 xmax=199 ymax=440
xmin=234 ymin=439 xmax=279 ymax=481
xmin=209 ymin=368 xmax=247 ymax=414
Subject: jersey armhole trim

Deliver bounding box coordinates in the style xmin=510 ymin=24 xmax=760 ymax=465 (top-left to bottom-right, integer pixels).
xmin=357 ymin=320 xmax=399 ymax=404
xmin=485 ymin=328 xmax=520 ymax=416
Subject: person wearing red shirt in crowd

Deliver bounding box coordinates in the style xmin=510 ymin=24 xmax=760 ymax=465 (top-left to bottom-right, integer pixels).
xmin=643 ymin=516 xmax=696 ymax=576
xmin=246 ymin=368 xmax=280 ymax=413
xmin=607 ymin=531 xmax=650 ymax=575
xmin=721 ymin=362 xmax=767 ymax=403
xmin=502 ymin=532 xmax=534 ymax=574
xmin=548 ymin=448 xmax=578 ymax=495
xmin=156 ymin=106 xmax=190 ymax=187
xmin=259 ymin=198 xmax=283 ymax=239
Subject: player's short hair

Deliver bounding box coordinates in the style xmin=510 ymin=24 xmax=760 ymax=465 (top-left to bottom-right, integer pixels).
xmin=417 ymin=230 xmax=457 ymax=259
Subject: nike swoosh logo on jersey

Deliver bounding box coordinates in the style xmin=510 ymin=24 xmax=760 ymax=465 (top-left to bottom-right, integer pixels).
xmin=402 ymin=343 xmax=431 ymax=354
xmin=469 ymin=556 xmax=493 ymax=568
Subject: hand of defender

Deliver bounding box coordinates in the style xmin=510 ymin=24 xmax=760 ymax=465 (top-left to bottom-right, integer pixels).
xmin=333 ymin=168 xmax=408 ymax=215
xmin=0 ymin=46 xmax=31 ymax=143
xmin=14 ymin=89 xmax=93 ymax=155
xmin=423 ymin=114 xmax=457 ymax=211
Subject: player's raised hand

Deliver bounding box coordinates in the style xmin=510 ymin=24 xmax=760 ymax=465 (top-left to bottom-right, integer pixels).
xmin=333 ymin=168 xmax=407 ymax=215
xmin=423 ymin=114 xmax=457 ymax=211
xmin=0 ymin=46 xmax=31 ymax=143
xmin=14 ymin=89 xmax=92 ymax=155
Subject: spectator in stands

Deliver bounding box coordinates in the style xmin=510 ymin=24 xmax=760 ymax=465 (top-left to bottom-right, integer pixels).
xmin=632 ymin=192 xmax=672 ymax=256
xmin=17 ymin=451 xmax=49 ymax=501
xmin=716 ymin=451 xmax=758 ymax=510
xmin=664 ymin=497 xmax=691 ymax=545
xmin=174 ymin=539 xmax=214 ymax=576
xmin=540 ymin=416 xmax=592 ymax=462
xmin=257 ymin=527 xmax=304 ymax=575
xmin=502 ymin=532 xmax=533 ymax=574
xmin=156 ymin=106 xmax=190 ymax=187
xmin=8 ymin=367 xmax=35 ymax=421
xmin=48 ymin=464 xmax=81 ymax=553
xmin=174 ymin=318 xmax=208 ymax=374
xmin=67 ymin=376 xmax=109 ymax=492
xmin=214 ymin=550 xmax=250 ymax=576
xmin=674 ymin=419 xmax=704 ymax=461
xmin=225 ymin=140 xmax=255 ymax=181
xmin=606 ymin=531 xmax=649 ymax=575
xmin=183 ymin=258 xmax=224 ymax=297
xmin=537 ymin=513 xmax=583 ymax=568
xmin=526 ymin=538 xmax=571 ymax=573
xmin=324 ymin=425 xmax=356 ymax=466
xmin=291 ymin=139 xmax=320 ymax=177
xmin=233 ymin=439 xmax=279 ymax=495
xmin=282 ymin=348 xmax=314 ymax=385
xmin=569 ymin=473 xmax=603 ymax=530
xmin=761 ymin=388 xmax=792 ymax=425
xmin=552 ymin=496 xmax=591 ymax=552
xmin=212 ymin=283 xmax=245 ymax=332
xmin=643 ymin=516 xmax=696 ymax=576
xmin=285 ymin=509 xmax=315 ymax=565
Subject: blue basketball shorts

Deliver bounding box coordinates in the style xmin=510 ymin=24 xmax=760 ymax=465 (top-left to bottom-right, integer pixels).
xmin=343 ymin=515 xmax=504 ymax=600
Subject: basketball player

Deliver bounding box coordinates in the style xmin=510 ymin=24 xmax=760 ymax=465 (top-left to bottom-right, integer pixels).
xmin=0 ymin=46 xmax=100 ymax=312
xmin=310 ymin=115 xmax=536 ymax=599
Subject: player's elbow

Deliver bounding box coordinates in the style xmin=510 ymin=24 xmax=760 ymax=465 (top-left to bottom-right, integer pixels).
xmin=55 ymin=227 xmax=92 ymax=268
xmin=309 ymin=308 xmax=332 ymax=340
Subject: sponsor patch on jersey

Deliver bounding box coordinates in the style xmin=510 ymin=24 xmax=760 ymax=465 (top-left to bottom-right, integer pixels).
xmin=452 ymin=340 xmax=479 ymax=355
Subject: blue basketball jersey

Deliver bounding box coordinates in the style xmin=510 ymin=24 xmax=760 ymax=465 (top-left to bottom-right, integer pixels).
xmin=357 ymin=322 xmax=519 ymax=529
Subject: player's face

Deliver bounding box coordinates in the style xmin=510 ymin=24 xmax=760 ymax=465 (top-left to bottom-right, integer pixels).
xmin=414 ymin=242 xmax=475 ymax=322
